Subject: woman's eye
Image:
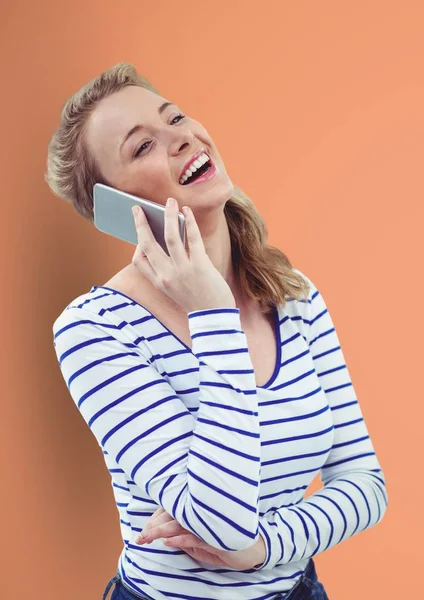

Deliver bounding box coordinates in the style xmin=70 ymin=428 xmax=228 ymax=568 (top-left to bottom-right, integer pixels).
xmin=134 ymin=141 xmax=151 ymax=158
xmin=171 ymin=113 xmax=185 ymax=124
xmin=133 ymin=114 xmax=186 ymax=158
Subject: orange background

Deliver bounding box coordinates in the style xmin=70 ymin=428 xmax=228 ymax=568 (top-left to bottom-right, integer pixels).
xmin=1 ymin=1 xmax=422 ymax=598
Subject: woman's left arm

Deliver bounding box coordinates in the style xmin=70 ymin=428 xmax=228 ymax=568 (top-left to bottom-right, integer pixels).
xmin=253 ymin=274 xmax=388 ymax=570
xmin=139 ymin=274 xmax=388 ymax=570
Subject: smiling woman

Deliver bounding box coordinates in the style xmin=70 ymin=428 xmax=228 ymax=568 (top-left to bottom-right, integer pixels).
xmin=45 ymin=62 xmax=307 ymax=313
xmin=45 ymin=62 xmax=387 ymax=600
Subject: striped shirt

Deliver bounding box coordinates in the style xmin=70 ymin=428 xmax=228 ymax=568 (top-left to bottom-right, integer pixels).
xmin=52 ymin=267 xmax=388 ymax=599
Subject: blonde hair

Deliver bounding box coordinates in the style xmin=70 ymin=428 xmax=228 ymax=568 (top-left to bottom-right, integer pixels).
xmin=45 ymin=62 xmax=310 ymax=312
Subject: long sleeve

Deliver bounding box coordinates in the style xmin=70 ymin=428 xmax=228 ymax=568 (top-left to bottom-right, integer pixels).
xmin=53 ymin=305 xmax=261 ymax=551
xmin=255 ymin=275 xmax=388 ymax=570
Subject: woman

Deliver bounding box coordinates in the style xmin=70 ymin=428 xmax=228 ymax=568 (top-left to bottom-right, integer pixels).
xmin=46 ymin=63 xmax=388 ymax=600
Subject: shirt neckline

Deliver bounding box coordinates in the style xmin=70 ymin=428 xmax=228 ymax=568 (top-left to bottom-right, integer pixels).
xmin=90 ymin=285 xmax=282 ymax=389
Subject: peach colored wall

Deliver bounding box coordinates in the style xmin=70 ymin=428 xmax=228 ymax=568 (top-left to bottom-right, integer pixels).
xmin=1 ymin=1 xmax=422 ymax=597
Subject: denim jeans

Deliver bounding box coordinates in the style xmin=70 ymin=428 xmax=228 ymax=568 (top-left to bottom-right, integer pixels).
xmin=101 ymin=558 xmax=330 ymax=600
xmin=272 ymin=558 xmax=330 ymax=599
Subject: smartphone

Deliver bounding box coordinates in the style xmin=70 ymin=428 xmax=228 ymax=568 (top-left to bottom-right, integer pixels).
xmin=93 ymin=183 xmax=186 ymax=254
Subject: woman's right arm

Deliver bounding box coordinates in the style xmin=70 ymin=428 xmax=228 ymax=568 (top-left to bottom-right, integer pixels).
xmin=53 ymin=303 xmax=261 ymax=551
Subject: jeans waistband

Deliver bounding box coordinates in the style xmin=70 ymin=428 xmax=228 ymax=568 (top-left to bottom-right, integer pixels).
xmin=102 ymin=559 xmax=317 ymax=600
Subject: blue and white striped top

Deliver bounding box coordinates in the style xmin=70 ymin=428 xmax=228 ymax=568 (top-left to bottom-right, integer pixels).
xmin=52 ymin=267 xmax=387 ymax=599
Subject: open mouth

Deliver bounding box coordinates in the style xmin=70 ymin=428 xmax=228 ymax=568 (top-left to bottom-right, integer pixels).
xmin=179 ymin=153 xmax=212 ymax=185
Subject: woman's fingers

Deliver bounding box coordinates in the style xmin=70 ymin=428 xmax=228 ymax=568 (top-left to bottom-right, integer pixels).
xmin=163 ymin=533 xmax=210 ymax=549
xmin=163 ymin=198 xmax=188 ymax=264
xmin=149 ymin=507 xmax=166 ymax=520
xmin=179 ymin=547 xmax=227 ymax=566
xmin=180 ymin=205 xmax=206 ymax=265
xmin=141 ymin=509 xmax=172 ymax=536
xmin=140 ymin=507 xmax=167 ymax=531
xmin=131 ymin=197 xmax=235 ymax=313
xmin=136 ymin=518 xmax=186 ymax=545
xmin=131 ymin=205 xmax=169 ymax=276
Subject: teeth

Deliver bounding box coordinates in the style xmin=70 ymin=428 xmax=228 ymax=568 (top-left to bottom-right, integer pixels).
xmin=179 ymin=152 xmax=210 ymax=184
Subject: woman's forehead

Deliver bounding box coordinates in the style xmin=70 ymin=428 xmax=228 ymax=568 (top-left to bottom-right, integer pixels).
xmin=92 ymin=87 xmax=167 ymax=132
xmin=86 ymin=87 xmax=168 ymax=154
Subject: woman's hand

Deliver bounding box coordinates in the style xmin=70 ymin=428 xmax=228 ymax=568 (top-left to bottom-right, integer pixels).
xmin=131 ymin=198 xmax=236 ymax=313
xmin=135 ymin=508 xmax=266 ymax=570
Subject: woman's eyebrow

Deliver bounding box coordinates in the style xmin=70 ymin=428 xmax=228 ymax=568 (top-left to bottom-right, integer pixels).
xmin=119 ymin=101 xmax=175 ymax=154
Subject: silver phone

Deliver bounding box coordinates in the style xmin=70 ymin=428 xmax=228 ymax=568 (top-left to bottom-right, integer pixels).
xmin=93 ymin=183 xmax=186 ymax=254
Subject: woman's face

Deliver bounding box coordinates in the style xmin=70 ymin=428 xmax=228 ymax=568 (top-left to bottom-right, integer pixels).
xmin=85 ymin=85 xmax=234 ymax=211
